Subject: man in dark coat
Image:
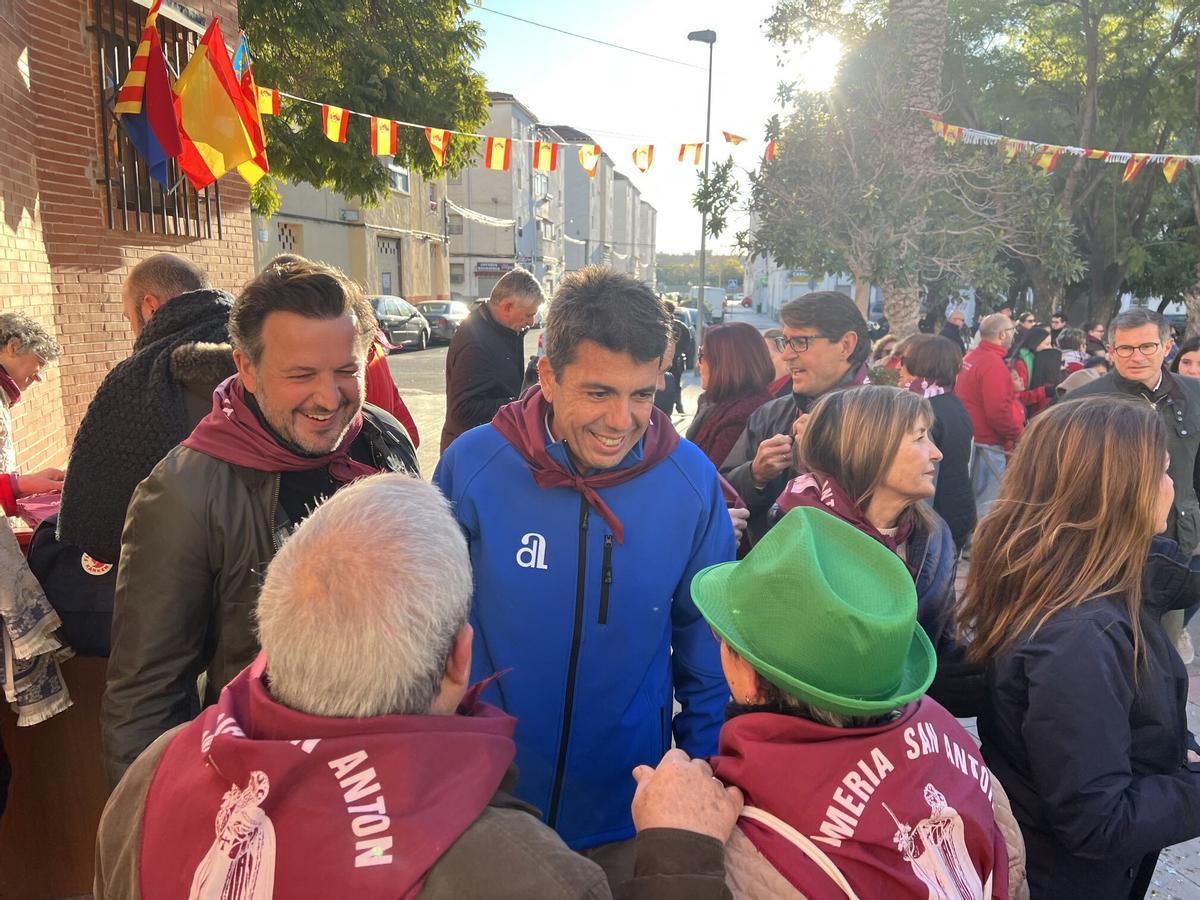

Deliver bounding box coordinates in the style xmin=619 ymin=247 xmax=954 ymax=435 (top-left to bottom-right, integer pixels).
xmin=440 ymin=268 xmax=543 ymax=453
xmin=939 ymin=308 xmax=968 ymax=354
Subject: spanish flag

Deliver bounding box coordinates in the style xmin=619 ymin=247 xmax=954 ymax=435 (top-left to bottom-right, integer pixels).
xmin=426 ymin=128 xmax=450 ymax=166
xmin=172 ymin=18 xmax=257 ymax=191
xmin=578 ymin=144 xmax=601 ymax=178
xmin=1164 ymin=156 xmax=1188 ymax=184
xmin=1122 ymin=153 xmax=1149 ymax=183
xmin=113 ymin=0 xmax=181 ymax=186
xmin=322 ymin=105 xmax=349 ymax=143
xmin=484 ymin=137 xmax=511 ymax=171
xmin=1084 ymin=148 xmax=1108 ymax=160
xmin=679 ymin=143 xmax=702 ymax=165
xmin=533 ymin=140 xmax=558 ymax=172
xmin=999 ymin=139 xmax=1025 ymax=162
xmin=723 ymin=132 xmax=745 ymax=145
xmin=1031 ymin=145 xmax=1061 ymax=173
xmin=372 ymin=117 xmax=397 ymax=157
xmin=941 ymin=125 xmax=964 ymax=144
xmin=765 ymin=140 xmax=779 ymax=162
xmin=257 ymin=87 xmax=280 ymax=116
xmin=632 ymin=145 xmax=654 ymax=173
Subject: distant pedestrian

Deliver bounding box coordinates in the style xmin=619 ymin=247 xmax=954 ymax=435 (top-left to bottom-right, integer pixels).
xmin=762 ymin=328 xmax=792 ymax=398
xmin=957 ymin=314 xmax=1022 ymax=518
xmin=1171 ymin=336 xmax=1200 ymax=379
xmin=686 ymin=322 xmax=774 ymax=470
xmin=1008 ymin=327 xmax=1058 ymax=418
xmin=939 ymin=308 xmax=968 ymax=354
xmin=440 ymin=268 xmax=543 ymax=453
xmin=1085 ymin=320 xmax=1107 ymax=356
xmin=1057 ymin=327 xmax=1088 ymax=374
xmin=1049 ymin=310 xmax=1067 ymax=345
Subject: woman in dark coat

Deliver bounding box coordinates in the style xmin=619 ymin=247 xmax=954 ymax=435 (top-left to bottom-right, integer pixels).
xmin=685 ymin=322 xmax=774 ymax=468
xmin=900 ymin=334 xmax=976 ymax=551
xmin=959 ymin=398 xmax=1200 ymax=899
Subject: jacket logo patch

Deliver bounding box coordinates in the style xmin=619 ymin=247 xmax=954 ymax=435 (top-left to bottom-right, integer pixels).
xmin=80 ymin=553 xmax=113 ymax=576
xmin=515 ymin=532 xmax=549 ymax=570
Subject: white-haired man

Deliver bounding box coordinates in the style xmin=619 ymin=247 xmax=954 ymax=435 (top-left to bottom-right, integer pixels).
xmin=94 ymin=475 xmax=742 ymax=899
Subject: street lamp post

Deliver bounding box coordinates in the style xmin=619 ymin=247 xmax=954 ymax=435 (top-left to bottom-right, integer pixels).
xmin=688 ymin=28 xmax=715 ymax=349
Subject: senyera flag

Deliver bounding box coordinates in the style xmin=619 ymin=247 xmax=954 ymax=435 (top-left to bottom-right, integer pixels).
xmin=533 ymin=140 xmax=558 ymax=172
xmin=172 ymin=18 xmax=258 ymax=191
xmin=484 ymin=137 xmax=511 ymax=171
xmin=372 ymin=117 xmax=398 ymax=156
xmin=113 ymin=0 xmax=181 ymax=186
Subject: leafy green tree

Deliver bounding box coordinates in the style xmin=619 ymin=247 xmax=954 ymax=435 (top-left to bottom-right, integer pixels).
xmin=240 ymin=0 xmax=489 ymax=215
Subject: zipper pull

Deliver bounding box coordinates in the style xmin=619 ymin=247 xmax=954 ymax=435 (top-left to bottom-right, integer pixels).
xmin=602 ymin=534 xmax=613 ymax=585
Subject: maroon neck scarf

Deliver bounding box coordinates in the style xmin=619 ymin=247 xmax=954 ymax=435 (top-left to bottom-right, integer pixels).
xmin=491 ymin=385 xmax=679 ymax=543
xmin=182 ymin=375 xmax=379 ymax=482
xmin=140 ymin=655 xmax=516 ymax=900
xmin=0 ymin=366 xmax=20 ymax=407
xmin=776 ymin=472 xmax=915 ymax=562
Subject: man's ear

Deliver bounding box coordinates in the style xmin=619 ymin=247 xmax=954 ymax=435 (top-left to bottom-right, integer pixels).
xmin=537 ymin=355 xmax=556 ymax=402
xmin=841 ymin=330 xmax=858 ymax=361
xmin=233 ymin=348 xmax=258 ymax=393
xmin=444 ymin=623 xmax=472 ymax=688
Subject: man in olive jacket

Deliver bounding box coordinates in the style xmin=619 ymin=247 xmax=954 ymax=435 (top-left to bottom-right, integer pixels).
xmin=439 ymin=267 xmax=543 ymax=453
xmin=100 ymin=258 xmax=418 ymax=787
xmin=95 ymin=476 xmax=739 ymax=900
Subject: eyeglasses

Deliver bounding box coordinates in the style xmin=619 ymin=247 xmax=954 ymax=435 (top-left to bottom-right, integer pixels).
xmin=772 ymin=334 xmax=829 ymax=354
xmin=1110 ymin=342 xmax=1162 ymax=359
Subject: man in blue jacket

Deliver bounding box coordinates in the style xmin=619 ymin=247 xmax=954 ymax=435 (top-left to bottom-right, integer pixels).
xmin=434 ymin=266 xmax=735 ymax=857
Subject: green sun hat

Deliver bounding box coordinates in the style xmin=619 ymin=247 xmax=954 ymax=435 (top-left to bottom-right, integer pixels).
xmin=691 ymin=506 xmax=935 ymax=717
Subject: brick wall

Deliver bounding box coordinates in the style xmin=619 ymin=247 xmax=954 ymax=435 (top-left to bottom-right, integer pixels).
xmin=0 ymin=0 xmax=254 ymax=472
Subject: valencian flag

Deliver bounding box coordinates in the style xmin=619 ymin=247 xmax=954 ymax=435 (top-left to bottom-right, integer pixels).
xmin=257 ymin=87 xmax=280 ymax=116
xmin=372 ymin=117 xmax=398 ymax=156
xmin=113 ymin=0 xmax=181 ymax=186
xmin=1031 ymin=145 xmax=1061 ymax=173
xmin=172 ymin=18 xmax=257 ymax=191
xmin=426 ymin=128 xmax=450 ymax=166
xmin=765 ymin=140 xmax=779 ymax=161
xmin=484 ymin=137 xmax=511 ymax=171
xmin=679 ymin=143 xmax=702 ymax=165
xmin=322 ymin=105 xmax=349 ymax=143
xmin=632 ymin=145 xmax=654 ymax=172
xmin=231 ymin=34 xmax=269 ymax=186
xmin=533 ymin=140 xmax=558 ymax=172
xmin=578 ymin=144 xmax=601 ymax=178
xmin=1123 ymin=153 xmax=1150 ymax=183
xmin=1163 ymin=156 xmax=1188 ymax=184
xmin=723 ymin=132 xmax=745 ymax=145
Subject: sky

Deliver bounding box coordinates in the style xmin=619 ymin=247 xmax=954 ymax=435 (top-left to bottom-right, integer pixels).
xmin=464 ymin=1 xmax=839 ymax=255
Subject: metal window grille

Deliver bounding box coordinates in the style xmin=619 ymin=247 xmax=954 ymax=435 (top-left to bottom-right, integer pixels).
xmin=92 ymin=0 xmax=222 ymax=237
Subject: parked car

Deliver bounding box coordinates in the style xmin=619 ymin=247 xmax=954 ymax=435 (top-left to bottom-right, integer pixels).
xmin=370 ymin=295 xmax=430 ymax=351
xmin=417 ymin=300 xmax=472 ymax=343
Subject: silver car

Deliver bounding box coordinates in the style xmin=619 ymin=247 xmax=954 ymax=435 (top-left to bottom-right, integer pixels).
xmin=417 ymin=300 xmax=472 ymax=343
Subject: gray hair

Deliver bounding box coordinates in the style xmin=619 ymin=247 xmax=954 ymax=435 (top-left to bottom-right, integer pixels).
xmin=256 ymin=474 xmax=473 ymax=718
xmin=979 ymin=313 xmax=1012 ymax=340
xmin=0 ymin=313 xmax=61 ymax=361
xmin=125 ymin=253 xmax=209 ymax=304
xmin=489 ymin=267 xmax=544 ymax=308
xmin=1111 ymin=307 xmax=1170 ymax=343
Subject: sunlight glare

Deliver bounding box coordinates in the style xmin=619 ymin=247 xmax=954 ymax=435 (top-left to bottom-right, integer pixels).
xmin=796 ymin=34 xmax=843 ymax=93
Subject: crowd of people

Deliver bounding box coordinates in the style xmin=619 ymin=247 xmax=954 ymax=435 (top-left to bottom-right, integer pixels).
xmin=1 ymin=257 xmax=1199 ymax=899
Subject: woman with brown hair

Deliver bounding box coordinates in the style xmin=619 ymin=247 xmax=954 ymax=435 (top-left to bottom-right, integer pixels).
xmin=959 ymin=399 xmax=1200 ymax=899
xmin=686 ymin=322 xmax=775 ymax=468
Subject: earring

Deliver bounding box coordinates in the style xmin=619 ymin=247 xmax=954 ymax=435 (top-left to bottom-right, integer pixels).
xmin=744 ymin=695 xmax=754 ymax=704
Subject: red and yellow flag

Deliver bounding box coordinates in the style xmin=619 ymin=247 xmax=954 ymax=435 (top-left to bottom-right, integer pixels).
xmin=578 ymin=144 xmax=601 ymax=178
xmin=235 ymin=53 xmax=269 ymax=186
xmin=322 ymin=105 xmax=349 ymax=143
xmin=371 ymin=117 xmax=397 ymax=156
xmin=722 ymin=132 xmax=745 ymax=145
xmin=257 ymin=87 xmax=280 ymax=116
xmin=115 ymin=0 xmax=164 ymax=113
xmin=679 ymin=143 xmax=702 ymax=165
xmin=484 ymin=136 xmax=511 ymax=171
xmin=172 ymin=18 xmax=257 ymax=191
xmin=1163 ymin=156 xmax=1188 ymax=184
xmin=1123 ymin=153 xmax=1150 ymax=183
xmin=1031 ymin=145 xmax=1061 ymax=173
xmin=1083 ymin=149 xmax=1109 ymax=161
xmin=533 ymin=140 xmax=558 ymax=172
xmin=999 ymin=139 xmax=1026 ymax=162
xmin=765 ymin=140 xmax=779 ymax=162
xmin=632 ymin=145 xmax=654 ymax=173
xmin=941 ymin=124 xmax=964 ymax=144
xmin=426 ymin=128 xmax=450 ymax=167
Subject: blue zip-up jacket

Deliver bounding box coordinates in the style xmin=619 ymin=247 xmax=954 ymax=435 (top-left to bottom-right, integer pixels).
xmin=433 ymin=421 xmax=735 ymax=849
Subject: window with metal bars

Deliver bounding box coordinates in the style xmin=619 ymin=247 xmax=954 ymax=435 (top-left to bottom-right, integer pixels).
xmin=92 ymin=0 xmax=222 ymax=238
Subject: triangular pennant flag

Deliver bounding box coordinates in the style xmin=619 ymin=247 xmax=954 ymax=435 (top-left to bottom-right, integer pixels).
xmin=113 ymin=0 xmax=182 ymax=186
xmin=371 ymin=117 xmax=397 ymax=157
xmin=1123 ymin=153 xmax=1150 ymax=183
xmin=999 ymin=139 xmax=1024 ymax=162
xmin=235 ymin=43 xmax=269 ymax=186
xmin=1031 ymin=145 xmax=1062 ymax=173
xmin=322 ymin=104 xmax=349 ymax=143
xmin=484 ymin=136 xmax=511 ymax=171
xmin=1084 ymin=149 xmax=1109 ymax=160
xmin=1164 ymin=156 xmax=1188 ymax=184
xmin=679 ymin=143 xmax=703 ymax=165
xmin=941 ymin=125 xmax=964 ymax=144
xmin=257 ymin=86 xmax=280 ymax=116
xmin=425 ymin=128 xmax=450 ymax=167
xmin=632 ymin=145 xmax=654 ymax=172
xmin=533 ymin=140 xmax=558 ymax=172
xmin=765 ymin=140 xmax=779 ymax=162
xmin=578 ymin=144 xmax=601 ymax=178
xmin=723 ymin=131 xmax=746 ymax=145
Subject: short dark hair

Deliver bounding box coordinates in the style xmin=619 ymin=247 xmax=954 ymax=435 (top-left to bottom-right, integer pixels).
xmin=1057 ymin=327 xmax=1086 ymax=352
xmin=1172 ymin=336 xmax=1200 ymax=373
xmin=489 ymin=267 xmax=543 ymax=308
xmin=544 ymin=266 xmax=670 ymax=372
xmin=1051 ymin=310 xmax=1067 ymax=321
xmin=126 ymin=252 xmax=209 ymax=304
xmin=778 ymin=291 xmax=869 ymax=366
xmin=1085 ymin=320 xmax=1105 ymax=332
xmin=1110 ymin=307 xmax=1169 ymax=343
xmin=903 ymin=334 xmax=962 ymax=388
xmin=1083 ymin=355 xmax=1109 ymax=370
xmin=702 ymin=322 xmax=775 ymax=402
xmin=231 ymin=256 xmax=376 ymax=365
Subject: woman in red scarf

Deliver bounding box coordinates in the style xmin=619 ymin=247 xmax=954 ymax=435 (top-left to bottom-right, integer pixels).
xmin=686 ymin=322 xmax=774 ymax=469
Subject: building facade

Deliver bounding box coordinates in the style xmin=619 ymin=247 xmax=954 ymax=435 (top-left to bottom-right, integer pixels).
xmin=636 ymin=200 xmax=657 ymax=289
xmin=611 ymin=172 xmax=640 ymax=278
xmin=552 ymin=124 xmax=615 ymax=271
